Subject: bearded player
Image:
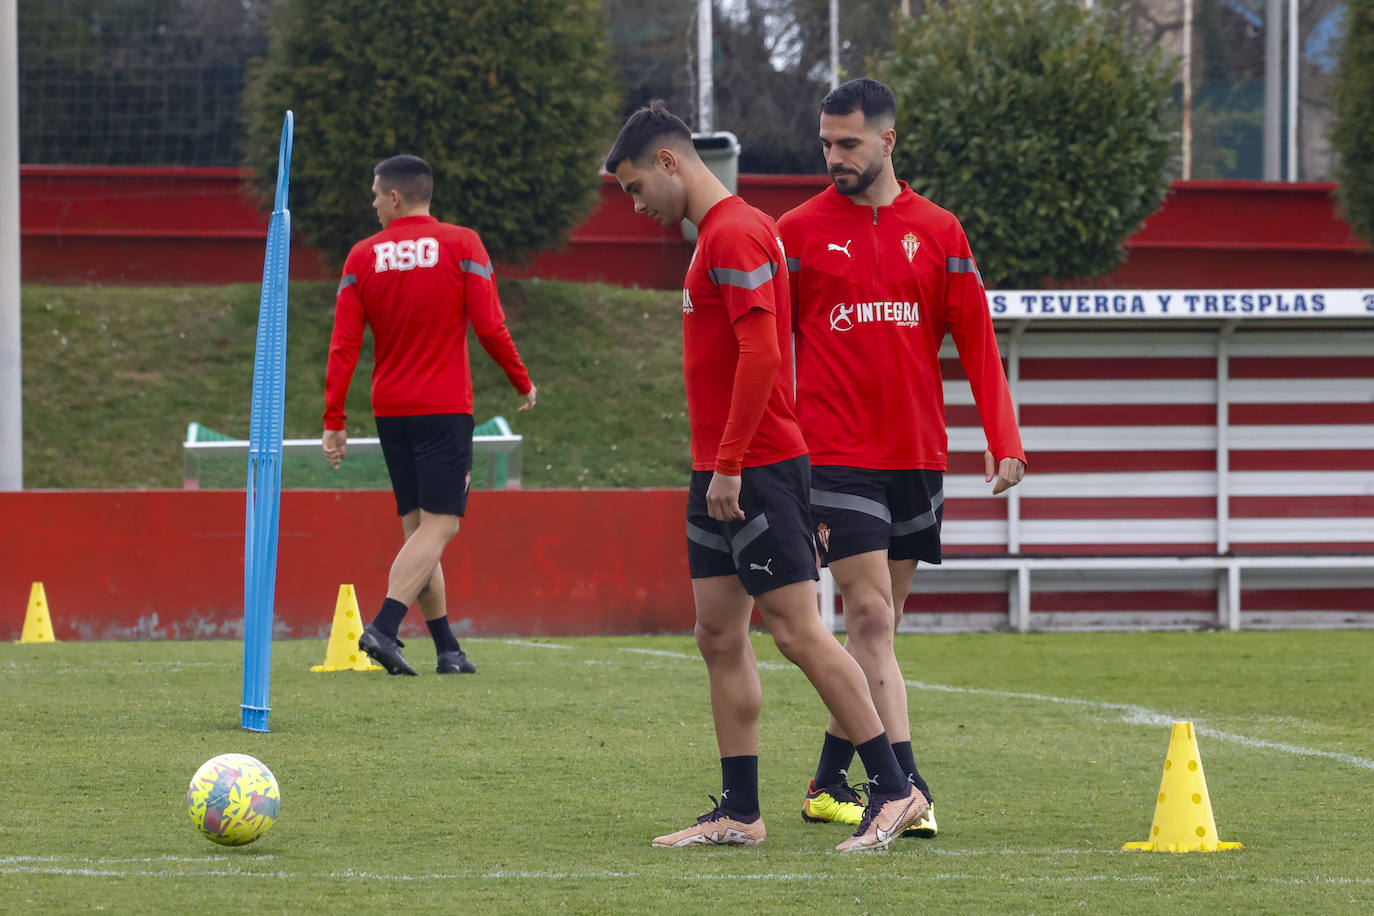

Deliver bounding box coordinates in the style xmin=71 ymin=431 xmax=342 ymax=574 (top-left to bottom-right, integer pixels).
xmin=780 ymin=79 xmax=1027 ymax=839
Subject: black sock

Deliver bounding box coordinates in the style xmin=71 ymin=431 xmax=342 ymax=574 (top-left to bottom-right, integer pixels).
xmin=853 ymin=734 xmax=907 ymax=798
xmin=371 ymin=597 xmax=408 ymax=639
xmin=426 ymin=616 xmax=461 ymax=653
xmin=892 ymin=740 xmax=933 ymax=802
xmin=814 ymin=732 xmax=857 ymax=789
xmin=719 ymin=755 xmax=760 ymax=819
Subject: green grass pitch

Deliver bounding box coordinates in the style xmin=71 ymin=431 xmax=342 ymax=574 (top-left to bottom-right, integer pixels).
xmin=2 ymin=630 xmax=1372 ymax=913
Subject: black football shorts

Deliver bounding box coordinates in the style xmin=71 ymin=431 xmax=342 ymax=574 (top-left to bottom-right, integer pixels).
xmin=375 ymin=413 xmax=475 ymax=517
xmin=809 ymin=466 xmax=944 ymax=566
xmin=686 ymin=455 xmax=820 ymax=596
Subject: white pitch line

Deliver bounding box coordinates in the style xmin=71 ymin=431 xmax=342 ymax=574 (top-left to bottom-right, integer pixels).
xmin=0 ymin=854 xmax=276 ymax=865
xmin=619 ymin=647 xmax=791 ymax=671
xmin=595 ymin=645 xmax=1374 ymax=772
xmin=2 ymin=861 xmax=1371 ymax=886
xmin=0 ymin=864 xmax=291 ymax=878
xmin=498 ymin=639 xmax=573 ymax=650
xmin=619 ymin=647 xmax=701 ymax=660
xmin=0 ymin=661 xmax=228 ymax=671
xmin=902 ymin=679 xmax=1374 ymax=771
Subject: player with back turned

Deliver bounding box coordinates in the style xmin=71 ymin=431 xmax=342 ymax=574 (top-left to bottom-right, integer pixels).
xmin=607 ymin=102 xmax=929 ymax=852
xmin=779 ymin=79 xmax=1027 ymax=838
xmin=322 ymin=154 xmax=536 ymax=677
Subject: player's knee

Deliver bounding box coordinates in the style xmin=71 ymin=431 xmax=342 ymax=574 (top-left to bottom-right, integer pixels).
xmin=843 ymin=594 xmax=896 ymax=648
xmin=694 ymin=619 xmax=743 ymax=659
xmin=762 ymin=612 xmax=819 ymax=665
xmin=768 ymin=627 xmax=804 ymax=665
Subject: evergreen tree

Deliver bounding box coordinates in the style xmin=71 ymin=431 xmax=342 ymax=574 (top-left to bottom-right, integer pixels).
xmin=1331 ymin=0 xmax=1374 ymax=245
xmin=874 ymin=0 xmax=1175 ymax=287
xmin=243 ymin=0 xmax=620 ymax=267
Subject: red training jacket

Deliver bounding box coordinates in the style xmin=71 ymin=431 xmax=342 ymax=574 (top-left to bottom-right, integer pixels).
xmin=323 ymin=214 xmax=530 ymax=429
xmin=683 ymin=196 xmax=808 ymax=474
xmin=779 ymin=183 xmax=1025 ymax=470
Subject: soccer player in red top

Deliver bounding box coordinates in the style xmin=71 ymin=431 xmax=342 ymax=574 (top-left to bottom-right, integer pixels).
xmin=322 ymin=154 xmax=536 ymax=676
xmin=780 ymin=79 xmax=1027 ymax=838
xmin=607 ymin=102 xmax=928 ymax=852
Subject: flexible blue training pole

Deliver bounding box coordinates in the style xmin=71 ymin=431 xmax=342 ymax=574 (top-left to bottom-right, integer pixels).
xmin=241 ymin=111 xmax=293 ymax=732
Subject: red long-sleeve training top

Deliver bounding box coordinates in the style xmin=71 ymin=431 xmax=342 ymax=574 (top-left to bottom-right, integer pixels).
xmin=779 ymin=183 xmax=1025 ymax=470
xmin=683 ymin=196 xmax=808 ymax=475
xmin=323 ymin=214 xmax=530 ymax=429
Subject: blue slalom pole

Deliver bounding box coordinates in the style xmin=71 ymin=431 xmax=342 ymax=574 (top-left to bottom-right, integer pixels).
xmin=241 ymin=111 xmax=293 ymax=732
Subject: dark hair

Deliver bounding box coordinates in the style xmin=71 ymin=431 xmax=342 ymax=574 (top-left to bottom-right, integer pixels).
xmin=373 ymin=154 xmax=434 ymax=204
xmin=604 ymin=100 xmax=694 ymax=174
xmin=820 ymin=78 xmax=897 ymax=126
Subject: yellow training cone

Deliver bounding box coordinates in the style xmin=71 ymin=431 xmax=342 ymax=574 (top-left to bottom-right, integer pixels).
xmin=310 ymin=585 xmax=382 ymax=672
xmin=17 ymin=582 xmax=57 ymax=644
xmin=1123 ymin=721 xmax=1243 ymax=853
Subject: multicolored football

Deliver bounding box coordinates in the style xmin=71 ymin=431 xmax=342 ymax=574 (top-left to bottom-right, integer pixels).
xmin=186 ymin=753 xmax=280 ymax=846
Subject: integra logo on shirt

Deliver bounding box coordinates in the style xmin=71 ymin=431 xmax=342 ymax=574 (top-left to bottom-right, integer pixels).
xmin=829 ymin=303 xmax=855 ymax=331
xmin=682 ymin=287 xmax=695 ymax=314
xmin=828 ymin=301 xmax=920 ymax=332
xmin=374 ymin=237 xmax=439 ymax=272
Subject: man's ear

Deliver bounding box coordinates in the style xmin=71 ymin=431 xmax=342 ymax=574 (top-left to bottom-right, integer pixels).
xmin=656 ymin=147 xmax=681 ymax=175
xmin=882 ymin=126 xmax=897 ymax=158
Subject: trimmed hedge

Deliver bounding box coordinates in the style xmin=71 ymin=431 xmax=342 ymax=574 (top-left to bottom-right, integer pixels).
xmin=1332 ymin=0 xmax=1374 ymax=246
xmin=874 ymin=0 xmax=1174 ymax=288
xmin=243 ymin=0 xmax=620 ymax=268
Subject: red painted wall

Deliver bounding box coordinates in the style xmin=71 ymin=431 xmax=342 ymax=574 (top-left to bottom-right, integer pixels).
xmin=0 ymin=489 xmax=695 ymax=641
xmin=20 ymin=167 xmax=1374 ymax=288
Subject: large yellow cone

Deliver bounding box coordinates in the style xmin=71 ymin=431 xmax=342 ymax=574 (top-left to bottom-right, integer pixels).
xmin=16 ymin=582 xmax=57 ymax=644
xmin=1123 ymin=721 xmax=1243 ymax=853
xmin=310 ymin=585 xmax=382 ymax=672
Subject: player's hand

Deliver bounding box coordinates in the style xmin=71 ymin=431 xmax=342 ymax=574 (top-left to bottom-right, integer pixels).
xmin=518 ymin=383 xmax=537 ymax=412
xmin=706 ymin=471 xmax=746 ymax=522
xmin=985 ymin=449 xmax=1025 ymax=495
xmin=323 ymin=429 xmax=348 ymax=469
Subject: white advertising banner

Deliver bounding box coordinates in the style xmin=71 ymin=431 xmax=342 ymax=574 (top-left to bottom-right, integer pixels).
xmin=989 ymin=289 xmax=1374 ymax=319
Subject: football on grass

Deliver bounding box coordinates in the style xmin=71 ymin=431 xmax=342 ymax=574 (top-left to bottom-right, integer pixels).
xmin=187 ymin=753 xmax=280 ymax=846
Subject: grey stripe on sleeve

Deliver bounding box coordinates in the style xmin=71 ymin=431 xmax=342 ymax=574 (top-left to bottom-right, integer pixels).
xmin=460 ymin=259 xmax=495 ymax=280
xmin=809 ymin=489 xmax=893 ymax=524
xmin=947 ymin=256 xmax=982 ymax=285
xmin=337 ymin=273 xmax=356 ymax=294
xmin=709 ymin=260 xmax=778 ymax=290
xmin=785 ymin=257 xmax=801 ymax=272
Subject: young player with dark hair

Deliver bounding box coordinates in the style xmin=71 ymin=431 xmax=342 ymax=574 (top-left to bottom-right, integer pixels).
xmin=323 ymin=154 xmax=537 ymax=676
xmin=779 ymin=79 xmax=1027 ymax=839
xmin=608 ymin=102 xmax=929 ymax=852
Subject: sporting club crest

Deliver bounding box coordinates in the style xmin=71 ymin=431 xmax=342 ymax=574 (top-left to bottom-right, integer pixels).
xmin=901 ymin=232 xmax=920 ymax=263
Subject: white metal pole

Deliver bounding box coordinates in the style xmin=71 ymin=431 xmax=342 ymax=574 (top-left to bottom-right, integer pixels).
xmin=697 ymin=0 xmax=713 ymax=133
xmin=1005 ymin=324 xmax=1026 ymax=554
xmin=829 ymin=0 xmax=839 ymax=90
xmin=819 ymin=568 xmax=836 ymax=633
xmin=1216 ymin=324 xmax=1233 ymax=553
xmin=0 ymin=0 xmax=22 ymax=490
xmin=1286 ymin=0 xmax=1298 ymax=180
xmin=1263 ymin=0 xmax=1282 ymax=179
xmin=1182 ymin=0 xmax=1193 ymax=180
